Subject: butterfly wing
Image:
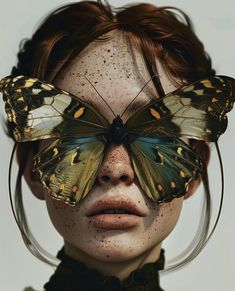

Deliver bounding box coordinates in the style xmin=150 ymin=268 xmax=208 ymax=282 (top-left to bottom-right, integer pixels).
xmin=129 ymin=136 xmax=203 ymax=202
xmin=0 ymin=75 xmax=109 ymax=141
xmin=33 ymin=136 xmax=105 ymax=205
xmin=125 ymin=76 xmax=235 ymax=141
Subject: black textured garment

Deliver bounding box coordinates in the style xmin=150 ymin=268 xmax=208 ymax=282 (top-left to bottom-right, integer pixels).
xmin=44 ymin=248 xmax=165 ymax=291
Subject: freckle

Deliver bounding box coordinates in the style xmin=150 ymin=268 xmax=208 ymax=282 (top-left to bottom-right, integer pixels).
xmin=138 ymin=201 xmax=140 ymax=203
xmin=106 ymin=255 xmax=110 ymax=258
xmin=161 ymin=214 xmax=163 ymax=217
xmin=107 ymin=49 xmax=111 ymax=52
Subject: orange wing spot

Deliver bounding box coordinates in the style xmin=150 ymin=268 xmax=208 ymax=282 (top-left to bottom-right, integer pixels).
xmin=203 ymin=80 xmax=213 ymax=88
xmin=171 ymin=182 xmax=176 ymax=188
xmin=59 ymin=184 xmax=65 ymax=191
xmin=157 ymin=184 xmax=163 ymax=191
xmin=180 ymin=170 xmax=185 ymax=177
xmin=74 ymin=107 xmax=85 ymax=119
xmin=150 ymin=108 xmax=161 ymax=119
xmin=72 ymin=185 xmax=78 ymax=193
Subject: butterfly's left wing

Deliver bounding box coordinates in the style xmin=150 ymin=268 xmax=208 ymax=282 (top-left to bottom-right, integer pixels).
xmin=129 ymin=136 xmax=203 ymax=202
xmin=33 ymin=136 xmax=105 ymax=205
xmin=126 ymin=75 xmax=235 ymax=141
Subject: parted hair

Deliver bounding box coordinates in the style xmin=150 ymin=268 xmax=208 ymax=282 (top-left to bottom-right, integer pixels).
xmin=10 ymin=0 xmax=215 ymax=272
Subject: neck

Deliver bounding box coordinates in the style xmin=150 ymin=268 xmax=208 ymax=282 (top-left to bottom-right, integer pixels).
xmin=64 ymin=241 xmax=162 ymax=282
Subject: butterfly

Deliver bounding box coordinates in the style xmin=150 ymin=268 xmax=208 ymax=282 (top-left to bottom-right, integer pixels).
xmin=1 ymin=74 xmax=234 ymax=206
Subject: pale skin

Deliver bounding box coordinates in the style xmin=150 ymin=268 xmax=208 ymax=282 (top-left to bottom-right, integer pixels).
xmin=21 ymin=29 xmax=210 ymax=282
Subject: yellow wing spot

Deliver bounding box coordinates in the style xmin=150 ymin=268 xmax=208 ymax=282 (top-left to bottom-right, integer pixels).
xmin=59 ymin=184 xmax=65 ymax=191
xmin=74 ymin=107 xmax=85 ymax=119
xmin=185 ymin=182 xmax=189 ymax=192
xmin=23 ymin=106 xmax=28 ymax=111
xmin=150 ymin=108 xmax=161 ymax=119
xmin=206 ymin=128 xmax=211 ymax=133
xmin=32 ymin=88 xmax=42 ymax=95
xmin=180 ymin=170 xmax=185 ymax=177
xmin=203 ymin=80 xmax=213 ymax=88
xmin=157 ymin=184 xmax=163 ymax=191
xmin=61 ymin=89 xmax=70 ymax=95
xmin=24 ymin=79 xmax=37 ymax=88
xmin=216 ymin=89 xmax=222 ymax=93
xmin=16 ymin=89 xmax=22 ymax=93
xmin=50 ymin=174 xmax=56 ymax=182
xmin=24 ymin=127 xmax=31 ymax=132
xmin=177 ymin=147 xmax=183 ymax=155
xmin=171 ymin=182 xmax=176 ymax=188
xmin=17 ymin=96 xmax=24 ymax=102
xmin=53 ymin=148 xmax=59 ymax=157
xmin=71 ymin=152 xmax=79 ymax=165
xmin=72 ymin=185 xmax=78 ymax=193
xmin=226 ymin=100 xmax=230 ymax=107
xmin=208 ymin=106 xmax=213 ymax=112
xmin=211 ymin=97 xmax=218 ymax=103
xmin=41 ymin=83 xmax=53 ymax=90
xmin=38 ymin=170 xmax=43 ymax=178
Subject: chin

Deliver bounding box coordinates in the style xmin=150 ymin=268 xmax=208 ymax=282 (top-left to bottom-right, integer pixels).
xmin=80 ymin=233 xmax=149 ymax=262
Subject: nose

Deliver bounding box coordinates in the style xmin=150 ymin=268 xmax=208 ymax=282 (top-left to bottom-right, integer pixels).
xmin=97 ymin=144 xmax=135 ymax=186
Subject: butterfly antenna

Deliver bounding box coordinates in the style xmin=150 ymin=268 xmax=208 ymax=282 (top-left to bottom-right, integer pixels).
xmin=120 ymin=74 xmax=159 ymax=118
xmin=76 ymin=72 xmax=116 ymax=117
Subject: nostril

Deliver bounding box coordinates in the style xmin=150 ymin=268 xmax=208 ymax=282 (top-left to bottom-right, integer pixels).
xmin=102 ymin=175 xmax=110 ymax=183
xmin=120 ymin=175 xmax=128 ymax=182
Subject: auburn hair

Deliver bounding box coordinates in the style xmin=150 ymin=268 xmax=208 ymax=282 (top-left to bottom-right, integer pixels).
xmin=9 ymin=0 xmax=215 ymax=272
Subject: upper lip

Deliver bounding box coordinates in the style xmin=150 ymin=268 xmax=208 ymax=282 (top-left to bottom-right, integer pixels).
xmin=86 ymin=196 xmax=146 ymax=217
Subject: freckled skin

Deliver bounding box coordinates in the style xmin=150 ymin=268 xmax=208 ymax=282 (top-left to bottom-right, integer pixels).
xmin=39 ymin=29 xmax=187 ymax=279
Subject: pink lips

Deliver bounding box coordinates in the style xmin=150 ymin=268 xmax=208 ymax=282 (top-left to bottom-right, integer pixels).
xmin=86 ymin=197 xmax=146 ymax=229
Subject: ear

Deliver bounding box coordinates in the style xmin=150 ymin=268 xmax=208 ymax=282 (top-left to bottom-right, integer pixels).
xmin=184 ymin=141 xmax=210 ymax=200
xmin=16 ymin=143 xmax=46 ymax=200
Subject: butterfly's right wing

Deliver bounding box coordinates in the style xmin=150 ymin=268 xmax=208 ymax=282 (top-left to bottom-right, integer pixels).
xmin=0 ymin=75 xmax=109 ymax=142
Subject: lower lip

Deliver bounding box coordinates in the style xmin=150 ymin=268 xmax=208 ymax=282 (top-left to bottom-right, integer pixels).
xmin=88 ymin=214 xmax=142 ymax=229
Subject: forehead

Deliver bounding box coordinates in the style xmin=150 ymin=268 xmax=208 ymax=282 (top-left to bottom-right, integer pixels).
xmin=53 ymin=29 xmax=177 ymax=122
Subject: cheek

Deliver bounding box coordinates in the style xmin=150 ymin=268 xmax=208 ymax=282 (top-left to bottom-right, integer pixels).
xmin=148 ymin=197 xmax=184 ymax=244
xmin=44 ymin=194 xmax=83 ymax=239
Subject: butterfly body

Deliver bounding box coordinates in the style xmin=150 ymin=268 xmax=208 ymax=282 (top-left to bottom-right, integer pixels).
xmin=1 ymin=74 xmax=234 ymax=205
xmin=106 ymin=115 xmax=126 ymax=145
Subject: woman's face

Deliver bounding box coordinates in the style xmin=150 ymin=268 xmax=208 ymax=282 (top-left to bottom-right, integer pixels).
xmin=38 ymin=30 xmax=186 ymax=263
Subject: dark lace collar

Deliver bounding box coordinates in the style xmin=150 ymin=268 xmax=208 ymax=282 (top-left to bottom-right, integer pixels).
xmin=44 ymin=247 xmax=165 ymax=291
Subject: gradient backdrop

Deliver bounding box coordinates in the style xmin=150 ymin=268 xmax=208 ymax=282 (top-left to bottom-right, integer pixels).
xmin=0 ymin=1 xmax=234 ymax=290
